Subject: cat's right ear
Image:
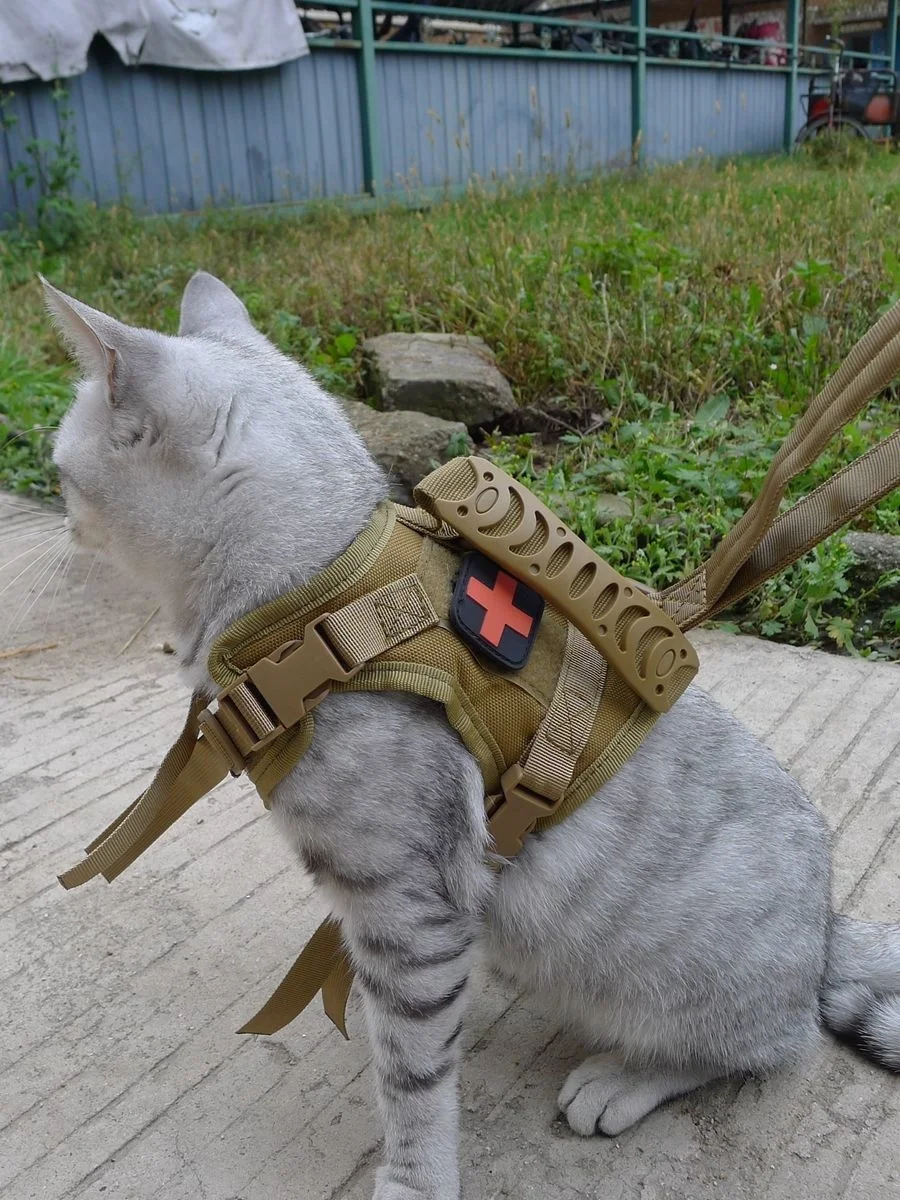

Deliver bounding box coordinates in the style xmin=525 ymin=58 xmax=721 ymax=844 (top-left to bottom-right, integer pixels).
xmin=40 ymin=276 xmax=122 ymax=403
xmin=179 ymin=271 xmax=253 ymax=338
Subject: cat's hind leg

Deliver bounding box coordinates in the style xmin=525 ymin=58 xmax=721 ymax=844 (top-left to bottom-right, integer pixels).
xmin=558 ymin=1052 xmax=716 ymax=1136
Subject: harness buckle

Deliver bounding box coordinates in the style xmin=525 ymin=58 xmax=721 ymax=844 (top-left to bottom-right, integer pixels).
xmin=487 ymin=764 xmax=558 ymax=858
xmin=245 ymin=614 xmax=363 ymax=726
xmin=200 ymin=615 xmax=364 ymax=776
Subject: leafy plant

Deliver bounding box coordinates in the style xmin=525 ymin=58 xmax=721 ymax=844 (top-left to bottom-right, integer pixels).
xmin=0 ymin=344 xmax=71 ymax=496
xmin=2 ymin=82 xmax=87 ymax=253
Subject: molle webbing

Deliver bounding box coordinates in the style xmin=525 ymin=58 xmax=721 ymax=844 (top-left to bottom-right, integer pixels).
xmin=57 ymin=297 xmax=900 ymax=1042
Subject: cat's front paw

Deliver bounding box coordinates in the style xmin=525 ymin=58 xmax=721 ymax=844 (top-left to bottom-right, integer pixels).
xmin=373 ymin=1166 xmax=456 ymax=1200
xmin=372 ymin=1180 xmax=429 ymax=1200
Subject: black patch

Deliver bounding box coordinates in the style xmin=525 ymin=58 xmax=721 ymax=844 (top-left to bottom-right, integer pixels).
xmin=450 ymin=551 xmax=543 ymax=671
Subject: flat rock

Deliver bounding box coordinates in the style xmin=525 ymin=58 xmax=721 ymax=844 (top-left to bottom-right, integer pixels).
xmin=594 ymin=493 xmax=635 ymax=524
xmin=846 ymin=532 xmax=900 ymax=596
xmin=342 ymin=399 xmax=472 ymax=500
xmin=362 ymin=332 xmax=516 ymax=430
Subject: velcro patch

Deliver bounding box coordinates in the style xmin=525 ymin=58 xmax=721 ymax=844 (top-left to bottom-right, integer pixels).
xmin=450 ymin=552 xmax=543 ymax=671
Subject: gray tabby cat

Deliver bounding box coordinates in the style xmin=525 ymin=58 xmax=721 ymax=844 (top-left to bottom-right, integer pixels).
xmin=43 ymin=271 xmax=900 ymax=1200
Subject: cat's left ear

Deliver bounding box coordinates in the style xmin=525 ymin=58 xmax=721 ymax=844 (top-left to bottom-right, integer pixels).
xmin=40 ymin=276 xmax=123 ymax=403
xmin=179 ymin=271 xmax=253 ymax=338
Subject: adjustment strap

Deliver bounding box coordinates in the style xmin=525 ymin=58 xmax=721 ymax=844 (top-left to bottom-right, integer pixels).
xmin=199 ymin=575 xmax=439 ymax=774
xmin=59 ymin=695 xmax=227 ymax=888
xmin=238 ymin=917 xmax=352 ymax=1036
xmin=487 ymin=625 xmax=607 ymax=857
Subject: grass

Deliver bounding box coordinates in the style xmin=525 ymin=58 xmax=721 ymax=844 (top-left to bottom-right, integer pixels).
xmin=1 ymin=154 xmax=898 ymax=655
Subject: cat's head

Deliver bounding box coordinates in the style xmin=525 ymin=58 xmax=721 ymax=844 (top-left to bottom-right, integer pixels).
xmin=44 ymin=272 xmax=384 ymax=667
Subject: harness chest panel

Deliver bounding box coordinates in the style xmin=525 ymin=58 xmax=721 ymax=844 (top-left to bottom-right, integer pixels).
xmin=208 ymin=503 xmax=658 ymax=836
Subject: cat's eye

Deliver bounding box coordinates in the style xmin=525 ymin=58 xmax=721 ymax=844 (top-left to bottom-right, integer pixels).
xmin=118 ymin=422 xmax=156 ymax=449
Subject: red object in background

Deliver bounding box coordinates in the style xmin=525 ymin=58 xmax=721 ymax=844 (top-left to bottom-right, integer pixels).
xmin=809 ymin=96 xmax=832 ymax=120
xmin=867 ymin=95 xmax=893 ymax=123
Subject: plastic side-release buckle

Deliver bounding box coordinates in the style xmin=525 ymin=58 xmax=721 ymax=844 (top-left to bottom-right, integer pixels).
xmin=487 ymin=763 xmax=558 ymax=858
xmin=199 ymin=615 xmax=363 ymax=776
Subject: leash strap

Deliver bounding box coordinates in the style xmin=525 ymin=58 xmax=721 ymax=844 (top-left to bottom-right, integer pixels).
xmin=658 ymin=300 xmax=900 ymax=628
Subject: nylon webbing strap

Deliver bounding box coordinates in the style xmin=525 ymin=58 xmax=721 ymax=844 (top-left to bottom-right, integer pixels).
xmin=59 ymin=695 xmax=229 ymax=889
xmin=321 ymin=574 xmax=438 ymax=667
xmin=702 ymin=430 xmax=900 ymax=621
xmin=659 ymin=300 xmax=900 ymax=629
xmin=238 ymin=917 xmax=350 ymax=1036
xmin=488 ymin=625 xmax=608 ymax=857
xmin=517 ymin=625 xmax=608 ymax=803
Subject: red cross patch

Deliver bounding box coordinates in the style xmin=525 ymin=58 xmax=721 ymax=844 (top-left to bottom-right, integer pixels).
xmin=450 ymin=552 xmax=544 ymax=671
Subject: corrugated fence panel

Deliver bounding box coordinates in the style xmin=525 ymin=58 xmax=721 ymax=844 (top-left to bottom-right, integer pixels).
xmin=793 ymin=78 xmax=810 ymax=142
xmin=375 ymin=52 xmax=632 ymax=190
xmin=0 ymin=43 xmax=363 ymax=220
xmin=645 ymin=66 xmax=787 ymax=162
xmin=1 ymin=47 xmax=799 ymax=221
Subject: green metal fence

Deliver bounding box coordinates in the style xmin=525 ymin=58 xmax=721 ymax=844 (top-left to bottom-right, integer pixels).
xmin=307 ymin=0 xmax=900 ymax=191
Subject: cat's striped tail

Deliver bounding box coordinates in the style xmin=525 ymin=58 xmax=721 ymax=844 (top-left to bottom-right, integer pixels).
xmin=820 ymin=914 xmax=900 ymax=1071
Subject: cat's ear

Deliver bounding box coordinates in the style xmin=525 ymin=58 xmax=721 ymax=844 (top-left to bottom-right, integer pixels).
xmin=40 ymin=276 xmax=123 ymax=403
xmin=179 ymin=271 xmax=252 ymax=338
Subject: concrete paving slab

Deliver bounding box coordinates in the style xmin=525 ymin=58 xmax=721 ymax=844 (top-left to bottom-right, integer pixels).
xmin=1 ymin=492 xmax=898 ymax=1200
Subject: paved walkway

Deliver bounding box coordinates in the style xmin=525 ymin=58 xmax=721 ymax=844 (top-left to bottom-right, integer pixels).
xmin=1 ymin=493 xmax=899 ymax=1200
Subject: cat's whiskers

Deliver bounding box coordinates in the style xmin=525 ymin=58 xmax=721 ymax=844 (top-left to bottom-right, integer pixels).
xmin=9 ymin=536 xmax=74 ymax=635
xmin=0 ymin=497 xmax=49 ymax=513
xmin=44 ymin=544 xmax=77 ymax=633
xmin=0 ymin=529 xmax=69 ymax=575
xmin=0 ymin=538 xmax=68 ymax=643
xmin=0 ymin=525 xmax=66 ymax=548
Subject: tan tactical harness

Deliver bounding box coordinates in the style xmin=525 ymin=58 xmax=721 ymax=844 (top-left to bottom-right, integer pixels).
xmin=59 ymin=300 xmax=900 ymax=1039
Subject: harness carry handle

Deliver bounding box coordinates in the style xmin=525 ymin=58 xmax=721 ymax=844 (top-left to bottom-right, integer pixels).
xmin=659 ymin=298 xmax=900 ymax=628
xmin=414 ymin=457 xmax=699 ymax=714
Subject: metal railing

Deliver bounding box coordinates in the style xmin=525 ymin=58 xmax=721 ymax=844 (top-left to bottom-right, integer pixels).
xmin=296 ymin=0 xmax=900 ymax=190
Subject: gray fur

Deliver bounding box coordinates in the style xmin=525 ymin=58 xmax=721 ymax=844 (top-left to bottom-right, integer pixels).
xmin=45 ymin=273 xmax=900 ymax=1200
